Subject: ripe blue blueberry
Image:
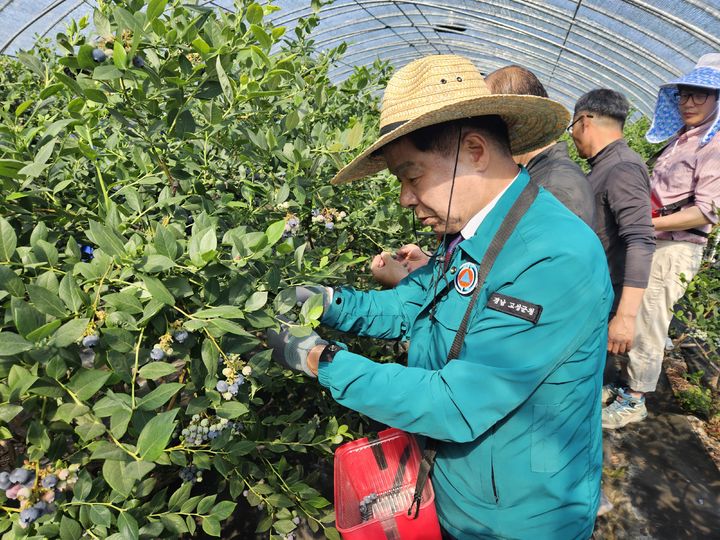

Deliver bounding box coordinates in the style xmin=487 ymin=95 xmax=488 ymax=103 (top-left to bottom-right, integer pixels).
xmin=41 ymin=474 xmax=57 ymax=489
xmin=132 ymin=55 xmax=145 ymax=68
xmin=325 ymin=221 xmax=334 ymax=230
xmin=173 ymin=330 xmax=189 ymax=343
xmin=82 ymin=334 xmax=100 ymax=348
xmin=228 ymin=382 xmax=239 ymax=395
xmin=19 ymin=507 xmax=39 ymax=526
xmin=216 ymin=380 xmax=229 ymax=393
xmin=91 ymin=48 xmax=107 ymax=63
xmin=150 ymin=347 xmax=165 ymax=360
xmin=9 ymin=468 xmax=31 ymax=484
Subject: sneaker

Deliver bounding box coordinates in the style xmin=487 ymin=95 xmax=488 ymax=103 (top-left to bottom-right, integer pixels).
xmin=602 ymin=389 xmax=647 ymax=429
xmin=601 ymin=383 xmax=620 ymax=405
xmin=597 ymin=490 xmax=614 ymax=517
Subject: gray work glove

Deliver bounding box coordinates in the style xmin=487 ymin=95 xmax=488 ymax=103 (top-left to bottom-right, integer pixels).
xmin=266 ymin=317 xmax=327 ymax=378
xmin=295 ymin=285 xmax=333 ymax=313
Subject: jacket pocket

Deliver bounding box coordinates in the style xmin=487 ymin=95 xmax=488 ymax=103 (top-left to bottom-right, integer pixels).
xmin=531 ymin=404 xmax=564 ymax=473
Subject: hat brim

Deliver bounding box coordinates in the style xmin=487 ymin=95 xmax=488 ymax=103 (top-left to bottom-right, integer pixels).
xmin=331 ymin=94 xmax=569 ymax=185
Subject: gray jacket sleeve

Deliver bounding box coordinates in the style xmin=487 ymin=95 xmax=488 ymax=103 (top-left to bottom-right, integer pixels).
xmin=606 ymin=162 xmax=656 ymax=288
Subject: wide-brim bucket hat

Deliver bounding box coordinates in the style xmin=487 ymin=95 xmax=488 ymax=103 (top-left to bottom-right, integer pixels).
xmin=646 ymin=53 xmax=720 ymax=146
xmin=331 ymin=54 xmax=570 ymax=184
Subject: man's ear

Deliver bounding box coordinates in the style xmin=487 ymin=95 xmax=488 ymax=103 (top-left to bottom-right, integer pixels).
xmin=462 ymin=131 xmax=491 ymax=170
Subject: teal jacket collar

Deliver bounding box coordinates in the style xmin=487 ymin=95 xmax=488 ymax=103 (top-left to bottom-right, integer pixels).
xmin=458 ymin=166 xmax=530 ymax=263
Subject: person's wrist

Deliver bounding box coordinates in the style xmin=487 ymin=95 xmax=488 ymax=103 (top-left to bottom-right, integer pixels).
xmin=307 ymin=344 xmax=326 ymax=376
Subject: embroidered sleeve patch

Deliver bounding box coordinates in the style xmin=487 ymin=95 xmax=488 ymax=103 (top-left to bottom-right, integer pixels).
xmin=487 ymin=293 xmax=543 ymax=324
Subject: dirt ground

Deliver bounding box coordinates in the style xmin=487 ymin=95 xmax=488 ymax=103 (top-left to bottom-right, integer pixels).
xmin=593 ymin=364 xmax=720 ymax=540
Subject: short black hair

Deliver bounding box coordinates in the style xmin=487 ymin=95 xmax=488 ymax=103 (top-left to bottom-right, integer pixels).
xmin=485 ymin=65 xmax=549 ymax=98
xmin=574 ymin=89 xmax=630 ymax=126
xmin=397 ymin=115 xmax=511 ymax=157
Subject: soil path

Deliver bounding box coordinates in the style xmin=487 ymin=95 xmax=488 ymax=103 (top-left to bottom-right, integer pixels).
xmin=595 ymin=372 xmax=720 ymax=539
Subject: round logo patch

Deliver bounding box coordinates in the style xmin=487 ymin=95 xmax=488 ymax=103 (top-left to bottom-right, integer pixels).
xmin=454 ymin=262 xmax=478 ymax=295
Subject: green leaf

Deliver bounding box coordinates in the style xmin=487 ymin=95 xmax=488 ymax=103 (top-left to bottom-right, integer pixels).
xmin=118 ymin=511 xmax=139 ymax=540
xmin=52 ymin=318 xmax=90 ymax=348
xmin=0 ymin=333 xmax=33 ymax=356
xmin=201 ymin=516 xmax=221 ymax=537
xmin=154 ymin=224 xmax=178 ymax=259
xmin=246 ymin=3 xmax=264 ymax=24
xmin=67 ymin=369 xmax=112 ymax=401
xmin=52 ymin=403 xmax=90 ymax=424
xmin=60 ymin=515 xmax=82 ymax=540
xmin=194 ymin=306 xmax=245 ymax=319
xmin=211 ymin=501 xmax=236 ymax=521
xmin=113 ymin=39 xmax=127 ymax=70
xmin=216 ymin=57 xmax=232 ymax=101
xmin=345 ymin=121 xmax=364 ymax=149
xmin=273 ymin=519 xmax=297 ymax=535
xmin=160 ymin=513 xmax=188 ymax=533
xmin=143 ymin=275 xmax=175 ymax=305
xmin=89 ymin=505 xmax=112 ymax=528
xmin=216 ymin=400 xmax=249 ymax=419
xmin=137 ymin=383 xmax=184 ymax=410
xmin=138 ymin=362 xmax=177 ymax=380
xmin=102 ymin=459 xmax=154 ymax=497
xmin=26 ymin=284 xmax=67 ymax=318
xmin=168 ymin=481 xmax=192 ymax=510
xmin=0 ymin=404 xmax=23 ymax=423
xmin=87 ymin=220 xmax=127 ymax=257
xmin=136 ymin=409 xmax=178 ymax=461
xmin=18 ymin=138 xmax=57 ymax=179
xmin=197 ymin=494 xmax=216 ymax=514
xmin=146 ymin=0 xmax=168 ymax=22
xmin=0 ymin=266 xmax=24 ymax=296
xmin=104 ymin=291 xmax=144 ymax=314
xmin=265 ymin=219 xmax=286 ymax=248
xmin=0 ymin=217 xmax=17 ymax=261
xmin=244 ymin=291 xmax=267 ymax=312
xmin=300 ymin=292 xmax=324 ymax=323
xmin=94 ymin=8 xmax=111 ymax=35
xmin=59 ymin=274 xmax=88 ymax=312
xmin=136 ymin=254 xmax=175 ymax=273
xmin=110 ymin=408 xmax=132 ymax=438
xmin=26 ymin=319 xmax=61 ymax=342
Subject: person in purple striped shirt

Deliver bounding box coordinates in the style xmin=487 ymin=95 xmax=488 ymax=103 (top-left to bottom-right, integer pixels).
xmin=603 ymin=53 xmax=720 ymax=429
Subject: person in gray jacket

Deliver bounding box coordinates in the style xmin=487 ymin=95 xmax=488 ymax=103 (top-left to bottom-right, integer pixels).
xmin=570 ymin=89 xmax=656 ymax=425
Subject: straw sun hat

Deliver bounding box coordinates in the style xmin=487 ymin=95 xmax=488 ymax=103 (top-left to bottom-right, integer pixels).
xmin=331 ymin=54 xmax=570 ymax=184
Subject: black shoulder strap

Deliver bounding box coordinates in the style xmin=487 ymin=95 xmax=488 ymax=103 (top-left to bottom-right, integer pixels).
xmin=408 ymin=179 xmax=540 ymax=519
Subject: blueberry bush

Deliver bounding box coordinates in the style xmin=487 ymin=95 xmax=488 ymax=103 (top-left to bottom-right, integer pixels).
xmin=0 ymin=0 xmax=411 ymax=537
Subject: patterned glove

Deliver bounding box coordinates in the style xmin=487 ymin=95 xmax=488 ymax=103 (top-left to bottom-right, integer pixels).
xmin=266 ymin=318 xmax=327 ymax=378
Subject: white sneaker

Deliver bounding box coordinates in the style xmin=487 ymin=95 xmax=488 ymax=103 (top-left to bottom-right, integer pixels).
xmin=602 ymin=389 xmax=647 ymax=429
xmin=597 ymin=490 xmax=614 ymax=516
xmin=601 ymin=383 xmax=620 ymax=405
xmin=665 ymin=336 xmax=674 ymax=350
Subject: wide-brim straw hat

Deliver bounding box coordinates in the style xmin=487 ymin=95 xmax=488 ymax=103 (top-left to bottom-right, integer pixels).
xmin=331 ymin=54 xmax=570 ymax=184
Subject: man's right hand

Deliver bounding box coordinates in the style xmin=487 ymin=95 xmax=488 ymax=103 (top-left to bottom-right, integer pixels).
xmin=395 ymin=244 xmax=430 ymax=273
xmin=371 ymin=252 xmax=409 ymax=288
xmin=607 ymin=313 xmax=635 ymax=354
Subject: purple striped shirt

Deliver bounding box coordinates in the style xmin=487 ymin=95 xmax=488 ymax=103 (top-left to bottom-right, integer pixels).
xmin=651 ymin=114 xmax=720 ymax=245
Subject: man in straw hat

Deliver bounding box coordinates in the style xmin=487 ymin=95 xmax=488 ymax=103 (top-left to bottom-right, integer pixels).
xmin=370 ymin=63 xmax=595 ymax=288
xmin=601 ymin=53 xmax=720 ymax=429
xmin=268 ymin=54 xmax=613 ymax=538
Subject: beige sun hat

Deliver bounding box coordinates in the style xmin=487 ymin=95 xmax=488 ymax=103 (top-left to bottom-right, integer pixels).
xmin=331 ymin=54 xmax=570 ymax=184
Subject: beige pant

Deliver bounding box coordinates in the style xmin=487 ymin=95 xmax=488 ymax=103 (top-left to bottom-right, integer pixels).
xmin=627 ymin=239 xmax=704 ymax=392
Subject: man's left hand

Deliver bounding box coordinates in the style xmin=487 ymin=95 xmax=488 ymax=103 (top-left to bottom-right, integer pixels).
xmin=607 ymin=314 xmax=635 ymax=354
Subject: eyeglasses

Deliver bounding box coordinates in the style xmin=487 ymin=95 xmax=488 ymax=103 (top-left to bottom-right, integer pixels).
xmin=566 ymin=114 xmax=594 ymax=133
xmin=674 ymin=90 xmax=712 ymax=105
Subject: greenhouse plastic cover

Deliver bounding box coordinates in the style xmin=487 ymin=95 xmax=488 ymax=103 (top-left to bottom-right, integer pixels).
xmin=1 ymin=1 xmax=719 ymax=116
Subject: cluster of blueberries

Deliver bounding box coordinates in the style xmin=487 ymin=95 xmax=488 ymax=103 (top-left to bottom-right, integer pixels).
xmin=91 ymin=47 xmax=144 ymax=68
xmin=178 ymin=464 xmax=203 ymax=484
xmin=0 ymin=465 xmax=77 ymax=528
xmin=179 ymin=415 xmax=241 ymax=446
xmin=150 ymin=329 xmax=189 ymax=360
xmin=282 ymin=215 xmax=301 ymax=239
xmin=215 ymin=354 xmax=252 ymax=400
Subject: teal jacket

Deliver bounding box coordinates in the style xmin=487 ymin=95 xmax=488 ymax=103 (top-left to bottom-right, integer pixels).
xmin=318 ymin=170 xmax=613 ymax=539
